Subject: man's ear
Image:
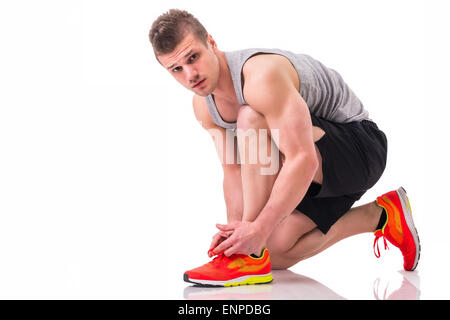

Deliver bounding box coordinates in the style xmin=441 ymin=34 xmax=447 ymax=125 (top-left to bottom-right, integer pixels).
xmin=207 ymin=33 xmax=217 ymax=48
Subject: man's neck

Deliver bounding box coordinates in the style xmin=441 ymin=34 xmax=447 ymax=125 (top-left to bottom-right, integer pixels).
xmin=211 ymin=50 xmax=236 ymax=103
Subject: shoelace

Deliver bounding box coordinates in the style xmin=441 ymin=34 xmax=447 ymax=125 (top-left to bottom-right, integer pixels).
xmin=211 ymin=254 xmax=231 ymax=265
xmin=373 ymin=230 xmax=389 ymax=258
xmin=211 ymin=254 xmax=223 ymax=263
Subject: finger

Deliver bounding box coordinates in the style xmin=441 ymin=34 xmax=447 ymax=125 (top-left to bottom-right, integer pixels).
xmin=207 ymin=248 xmax=216 ymax=257
xmin=213 ymin=235 xmax=236 ymax=255
xmin=210 ymin=230 xmax=231 ymax=246
xmin=216 ymin=222 xmax=237 ymax=231
xmin=224 ymin=245 xmax=238 ymax=257
xmin=209 ymin=233 xmax=222 ymax=249
xmin=208 ymin=244 xmax=217 ymax=257
xmin=209 ymin=233 xmax=232 ymax=257
xmin=208 ymin=234 xmax=224 ymax=255
xmin=219 ymin=230 xmax=233 ymax=238
xmin=215 ymin=224 xmax=228 ymax=231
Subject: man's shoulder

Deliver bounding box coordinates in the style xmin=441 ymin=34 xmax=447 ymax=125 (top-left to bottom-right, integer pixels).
xmin=241 ymin=53 xmax=300 ymax=104
xmin=242 ymin=53 xmax=298 ymax=86
xmin=192 ymin=94 xmax=216 ymax=130
xmin=192 ymin=93 xmax=206 ymax=108
xmin=242 ymin=53 xmax=285 ymax=78
xmin=192 ymin=94 xmax=207 ymax=118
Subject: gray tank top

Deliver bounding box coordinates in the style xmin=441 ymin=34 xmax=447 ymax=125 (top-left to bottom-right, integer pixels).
xmin=206 ymin=48 xmax=369 ymax=130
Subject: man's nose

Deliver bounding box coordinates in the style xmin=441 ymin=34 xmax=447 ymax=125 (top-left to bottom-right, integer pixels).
xmin=185 ymin=66 xmax=199 ymax=83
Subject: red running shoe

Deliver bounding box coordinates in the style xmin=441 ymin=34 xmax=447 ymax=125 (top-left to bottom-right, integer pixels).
xmin=374 ymin=187 xmax=421 ymax=271
xmin=184 ymin=248 xmax=273 ymax=286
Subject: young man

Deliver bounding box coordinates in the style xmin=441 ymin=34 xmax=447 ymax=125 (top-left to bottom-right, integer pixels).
xmin=149 ymin=9 xmax=420 ymax=287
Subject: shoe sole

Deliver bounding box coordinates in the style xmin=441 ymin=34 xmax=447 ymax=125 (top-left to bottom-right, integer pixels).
xmin=397 ymin=187 xmax=421 ymax=271
xmin=184 ymin=273 xmax=273 ymax=287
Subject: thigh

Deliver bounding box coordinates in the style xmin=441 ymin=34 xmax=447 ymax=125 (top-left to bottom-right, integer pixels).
xmin=296 ymin=191 xmax=364 ymax=234
xmin=310 ymin=115 xmax=388 ymax=198
xmin=266 ymin=209 xmax=317 ymax=254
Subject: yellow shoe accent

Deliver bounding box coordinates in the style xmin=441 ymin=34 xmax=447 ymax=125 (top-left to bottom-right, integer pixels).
xmin=224 ymin=274 xmax=273 ymax=287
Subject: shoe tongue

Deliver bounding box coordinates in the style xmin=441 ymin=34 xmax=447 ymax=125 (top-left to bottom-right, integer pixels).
xmin=250 ymin=248 xmax=265 ymax=258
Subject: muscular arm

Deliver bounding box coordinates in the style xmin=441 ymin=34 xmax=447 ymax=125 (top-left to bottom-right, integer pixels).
xmin=192 ymin=95 xmax=243 ymax=223
xmin=241 ymin=59 xmax=319 ymax=235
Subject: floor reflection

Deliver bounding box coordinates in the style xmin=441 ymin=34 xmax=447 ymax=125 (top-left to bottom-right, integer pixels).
xmin=183 ymin=269 xmax=421 ymax=300
xmin=184 ymin=269 xmax=345 ymax=300
xmin=372 ymin=270 xmax=421 ymax=300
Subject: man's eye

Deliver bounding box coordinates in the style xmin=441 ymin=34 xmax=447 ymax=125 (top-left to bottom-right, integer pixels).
xmin=189 ymin=54 xmax=197 ymax=62
xmin=173 ymin=66 xmax=182 ymax=72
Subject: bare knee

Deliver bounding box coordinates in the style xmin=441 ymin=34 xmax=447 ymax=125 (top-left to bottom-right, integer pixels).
xmin=266 ymin=210 xmax=317 ymax=255
xmin=266 ymin=240 xmax=288 ymax=258
xmin=270 ymin=252 xmax=302 ymax=270
xmin=266 ymin=229 xmax=299 ymax=257
xmin=270 ymin=254 xmax=290 ymax=270
xmin=267 ymin=238 xmax=306 ymax=269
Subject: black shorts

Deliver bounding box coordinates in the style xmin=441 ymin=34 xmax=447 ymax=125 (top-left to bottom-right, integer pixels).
xmin=295 ymin=114 xmax=388 ymax=234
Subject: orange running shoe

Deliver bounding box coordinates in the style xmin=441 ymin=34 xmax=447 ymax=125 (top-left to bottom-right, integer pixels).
xmin=374 ymin=187 xmax=421 ymax=271
xmin=184 ymin=248 xmax=273 ymax=286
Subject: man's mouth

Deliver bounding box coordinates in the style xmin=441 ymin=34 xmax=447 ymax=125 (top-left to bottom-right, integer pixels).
xmin=192 ymin=79 xmax=205 ymax=88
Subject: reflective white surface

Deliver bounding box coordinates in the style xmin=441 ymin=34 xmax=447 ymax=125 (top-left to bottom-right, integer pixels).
xmin=183 ymin=269 xmax=420 ymax=300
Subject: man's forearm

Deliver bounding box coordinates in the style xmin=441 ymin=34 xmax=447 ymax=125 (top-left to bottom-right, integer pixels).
xmin=254 ymin=154 xmax=318 ymax=234
xmin=223 ymin=165 xmax=244 ymax=223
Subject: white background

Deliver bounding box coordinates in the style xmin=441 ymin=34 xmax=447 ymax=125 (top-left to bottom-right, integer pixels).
xmin=0 ymin=0 xmax=448 ymax=299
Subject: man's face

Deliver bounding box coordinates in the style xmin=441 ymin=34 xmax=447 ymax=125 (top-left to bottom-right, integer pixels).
xmin=157 ymin=32 xmax=220 ymax=96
